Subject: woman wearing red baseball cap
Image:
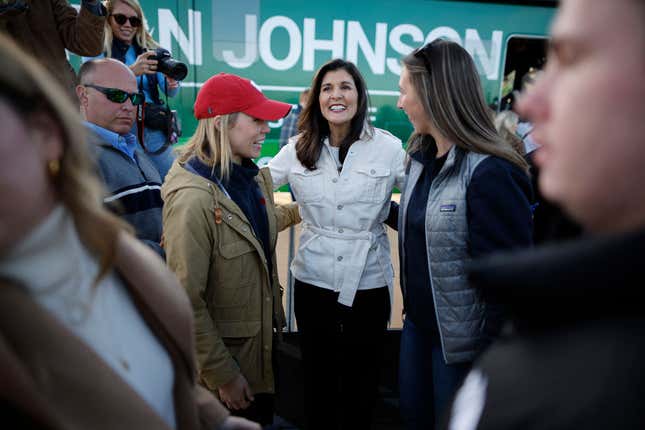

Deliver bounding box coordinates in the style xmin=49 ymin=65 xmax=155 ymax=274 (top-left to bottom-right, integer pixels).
xmin=268 ymin=59 xmax=406 ymax=430
xmin=161 ymin=73 xmax=301 ymax=426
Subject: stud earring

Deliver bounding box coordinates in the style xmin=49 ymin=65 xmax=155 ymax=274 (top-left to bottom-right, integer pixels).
xmin=48 ymin=159 xmax=60 ymax=177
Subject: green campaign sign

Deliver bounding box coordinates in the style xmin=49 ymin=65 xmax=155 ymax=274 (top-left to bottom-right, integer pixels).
xmin=72 ymin=0 xmax=555 ymax=157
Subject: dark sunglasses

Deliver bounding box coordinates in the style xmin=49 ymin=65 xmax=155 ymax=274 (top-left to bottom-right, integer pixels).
xmin=111 ymin=13 xmax=142 ymax=27
xmin=413 ymin=43 xmax=434 ymax=74
xmin=85 ymin=84 xmax=145 ymax=106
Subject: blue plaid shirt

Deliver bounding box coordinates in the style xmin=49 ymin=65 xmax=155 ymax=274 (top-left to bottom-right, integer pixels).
xmin=279 ymin=104 xmax=302 ymax=148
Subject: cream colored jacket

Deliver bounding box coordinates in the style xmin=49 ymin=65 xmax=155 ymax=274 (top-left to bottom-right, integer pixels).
xmin=268 ymin=127 xmax=406 ymax=306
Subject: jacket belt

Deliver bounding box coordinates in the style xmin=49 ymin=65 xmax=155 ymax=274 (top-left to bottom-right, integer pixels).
xmin=302 ymin=223 xmax=385 ymax=307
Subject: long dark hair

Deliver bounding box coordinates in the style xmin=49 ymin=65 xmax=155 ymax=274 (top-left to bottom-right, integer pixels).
xmin=296 ymin=59 xmax=371 ymax=170
xmin=404 ymin=39 xmax=529 ymax=173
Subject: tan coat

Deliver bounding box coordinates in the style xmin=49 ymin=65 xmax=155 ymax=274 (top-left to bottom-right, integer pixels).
xmin=0 ymin=233 xmax=229 ymax=430
xmin=0 ymin=0 xmax=106 ymax=98
xmin=162 ymin=161 xmax=300 ymax=395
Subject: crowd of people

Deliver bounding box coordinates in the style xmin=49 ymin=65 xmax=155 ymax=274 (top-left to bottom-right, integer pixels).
xmin=1 ymin=0 xmax=644 ymax=429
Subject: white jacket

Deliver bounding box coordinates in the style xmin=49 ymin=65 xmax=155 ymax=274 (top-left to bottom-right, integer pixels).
xmin=268 ymin=127 xmax=406 ymax=307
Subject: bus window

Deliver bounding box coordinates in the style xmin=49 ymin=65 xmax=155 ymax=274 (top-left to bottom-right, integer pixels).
xmin=499 ymin=36 xmax=548 ymax=111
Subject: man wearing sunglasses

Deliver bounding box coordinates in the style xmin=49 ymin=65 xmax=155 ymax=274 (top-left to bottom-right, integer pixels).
xmin=1 ymin=0 xmax=107 ymax=100
xmin=77 ymin=58 xmax=165 ymax=259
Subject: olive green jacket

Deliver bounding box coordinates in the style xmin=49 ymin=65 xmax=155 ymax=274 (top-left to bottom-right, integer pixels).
xmin=162 ymin=161 xmax=300 ymax=395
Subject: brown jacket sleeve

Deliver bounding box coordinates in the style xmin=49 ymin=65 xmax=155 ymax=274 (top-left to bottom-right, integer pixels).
xmin=259 ymin=167 xmax=301 ymax=231
xmin=52 ymin=0 xmax=106 ymax=56
xmin=274 ymin=202 xmax=301 ymax=232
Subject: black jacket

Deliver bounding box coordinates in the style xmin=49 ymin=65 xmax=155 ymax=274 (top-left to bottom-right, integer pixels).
xmin=443 ymin=228 xmax=645 ymax=429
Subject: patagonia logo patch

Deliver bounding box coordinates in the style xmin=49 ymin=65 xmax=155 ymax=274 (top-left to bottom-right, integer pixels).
xmin=440 ymin=204 xmax=457 ymax=213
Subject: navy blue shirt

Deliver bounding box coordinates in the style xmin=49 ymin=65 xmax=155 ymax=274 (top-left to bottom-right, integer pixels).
xmin=404 ymin=147 xmax=533 ymax=334
xmin=404 ymin=145 xmax=445 ymax=334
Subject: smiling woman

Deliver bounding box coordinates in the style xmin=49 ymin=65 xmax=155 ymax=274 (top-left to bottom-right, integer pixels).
xmin=161 ymin=72 xmax=300 ymax=427
xmin=267 ymin=58 xmax=406 ymax=430
xmin=395 ymin=39 xmax=533 ymax=430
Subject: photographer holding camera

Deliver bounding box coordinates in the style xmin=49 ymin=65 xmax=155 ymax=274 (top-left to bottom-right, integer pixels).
xmin=86 ymin=0 xmax=186 ymax=179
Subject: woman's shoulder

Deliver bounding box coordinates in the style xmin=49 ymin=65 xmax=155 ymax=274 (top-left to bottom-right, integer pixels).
xmin=162 ymin=162 xmax=218 ymax=203
xmin=474 ymin=155 xmax=526 ymax=176
xmin=470 ymin=155 xmax=531 ymax=193
xmin=371 ymin=127 xmax=402 ymax=145
xmin=367 ymin=128 xmax=405 ymax=160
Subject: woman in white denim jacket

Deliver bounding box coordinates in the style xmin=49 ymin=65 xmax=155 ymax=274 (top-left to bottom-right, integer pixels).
xmin=268 ymin=58 xmax=405 ymax=430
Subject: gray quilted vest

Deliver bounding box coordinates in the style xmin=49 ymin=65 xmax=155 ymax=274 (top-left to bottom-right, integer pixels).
xmin=399 ymin=144 xmax=489 ymax=364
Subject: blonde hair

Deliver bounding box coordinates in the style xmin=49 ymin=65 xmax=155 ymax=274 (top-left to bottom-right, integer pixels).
xmin=0 ymin=34 xmax=128 ymax=281
xmin=178 ymin=113 xmax=240 ymax=180
xmin=104 ymin=0 xmax=159 ymax=56
xmin=494 ymin=110 xmax=525 ymax=156
xmin=403 ymin=39 xmax=529 ymax=173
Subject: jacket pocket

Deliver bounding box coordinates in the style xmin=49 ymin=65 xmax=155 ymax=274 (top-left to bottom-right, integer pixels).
xmin=220 ymin=240 xmax=256 ymax=259
xmin=291 ymin=167 xmax=325 ymax=203
xmin=212 ymin=240 xmax=257 ymax=308
xmin=355 ymin=166 xmax=391 ymax=203
xmin=217 ymin=320 xmax=262 ymax=339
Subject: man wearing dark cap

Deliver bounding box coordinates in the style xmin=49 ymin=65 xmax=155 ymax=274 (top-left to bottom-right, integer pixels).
xmin=444 ymin=0 xmax=645 ymax=429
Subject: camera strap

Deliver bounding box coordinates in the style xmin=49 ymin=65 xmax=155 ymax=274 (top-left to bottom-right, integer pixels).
xmin=137 ymin=77 xmax=146 ymax=151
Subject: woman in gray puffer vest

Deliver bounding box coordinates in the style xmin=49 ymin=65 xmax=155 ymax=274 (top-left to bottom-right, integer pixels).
xmin=395 ymin=39 xmax=533 ymax=430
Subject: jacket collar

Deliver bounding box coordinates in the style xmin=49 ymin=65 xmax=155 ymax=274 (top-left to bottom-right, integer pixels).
xmin=187 ymin=157 xmax=259 ymax=190
xmin=167 ymin=161 xmax=278 ymax=257
xmin=85 ymin=122 xmax=138 ymax=161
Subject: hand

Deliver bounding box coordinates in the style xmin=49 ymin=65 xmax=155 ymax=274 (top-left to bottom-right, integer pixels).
xmin=130 ymin=51 xmax=158 ymax=76
xmin=166 ymin=76 xmax=180 ymax=90
xmin=216 ymin=416 xmax=261 ymax=430
xmin=218 ymin=373 xmax=254 ymax=411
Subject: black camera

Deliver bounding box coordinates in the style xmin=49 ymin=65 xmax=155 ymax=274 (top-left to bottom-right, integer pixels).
xmin=152 ymin=48 xmax=188 ymax=81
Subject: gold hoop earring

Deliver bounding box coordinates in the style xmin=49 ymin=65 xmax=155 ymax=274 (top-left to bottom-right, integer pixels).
xmin=48 ymin=159 xmax=60 ymax=177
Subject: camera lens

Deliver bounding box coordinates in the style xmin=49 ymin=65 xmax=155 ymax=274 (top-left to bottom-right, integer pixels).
xmin=154 ymin=48 xmax=188 ymax=81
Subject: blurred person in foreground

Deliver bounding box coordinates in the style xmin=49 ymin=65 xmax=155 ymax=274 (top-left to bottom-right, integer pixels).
xmin=0 ymin=33 xmax=258 ymax=430
xmin=0 ymin=0 xmax=106 ymax=99
xmin=444 ymin=0 xmax=645 ymax=429
xmin=77 ymin=58 xmax=164 ymax=258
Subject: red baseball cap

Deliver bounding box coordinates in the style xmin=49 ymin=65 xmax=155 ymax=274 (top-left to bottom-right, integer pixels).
xmin=194 ymin=73 xmax=291 ymax=120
